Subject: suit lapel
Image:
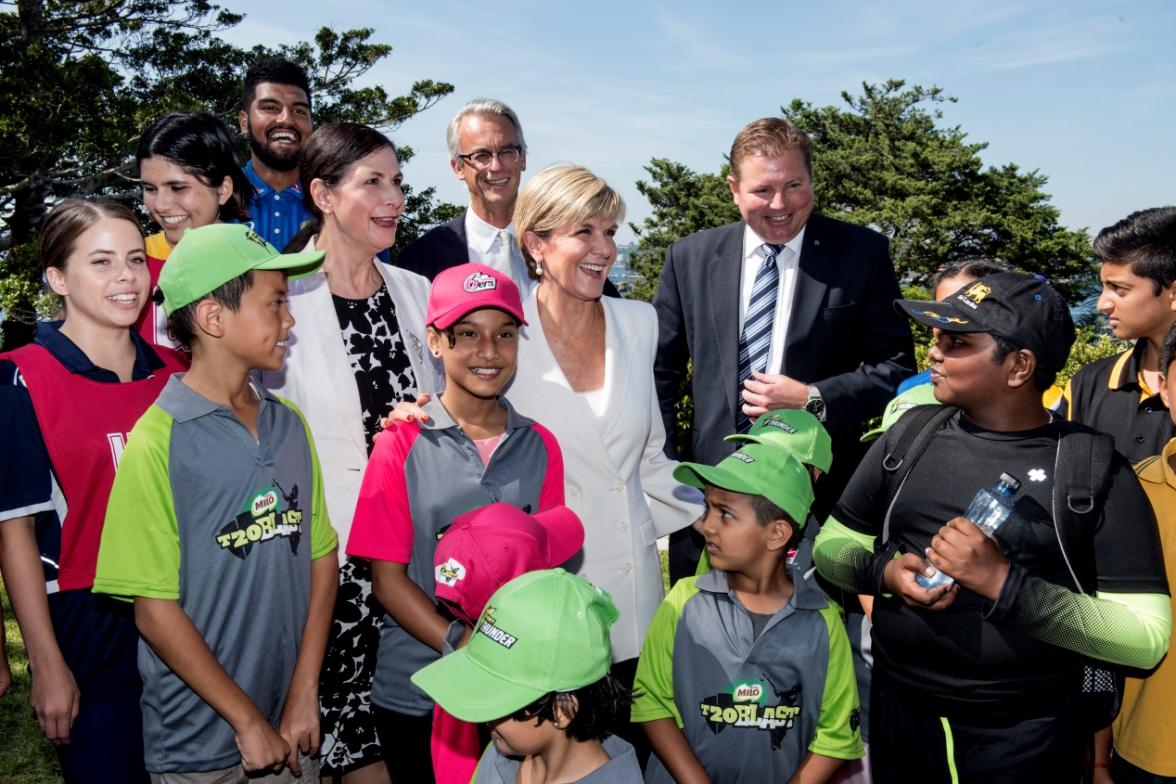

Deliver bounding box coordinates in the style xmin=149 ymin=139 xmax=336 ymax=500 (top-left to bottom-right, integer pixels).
xmin=784 ymin=217 xmax=830 ymax=375
xmin=707 ymin=223 xmax=745 ymax=422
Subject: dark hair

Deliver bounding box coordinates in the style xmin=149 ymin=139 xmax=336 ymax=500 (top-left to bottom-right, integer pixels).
xmin=1161 ymin=323 xmax=1176 ymax=378
xmin=509 ymin=674 xmax=633 ymax=742
xmin=750 ymin=494 xmax=801 ymax=551
xmin=136 ymin=112 xmax=253 ymax=222
xmin=39 ymin=198 xmax=141 ymax=274
xmin=285 ymin=123 xmax=396 ymax=251
xmin=165 ymin=271 xmax=256 ymax=350
xmin=242 ymin=58 xmax=312 ymax=110
xmin=991 ymin=334 xmax=1056 ymax=392
xmin=1093 ymin=207 xmax=1176 ymax=295
xmin=931 ymin=258 xmax=1009 ymax=296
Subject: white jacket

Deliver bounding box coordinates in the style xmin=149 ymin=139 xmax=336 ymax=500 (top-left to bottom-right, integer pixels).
xmin=505 ymin=292 xmax=703 ymax=661
xmin=260 ymin=242 xmax=443 ymax=543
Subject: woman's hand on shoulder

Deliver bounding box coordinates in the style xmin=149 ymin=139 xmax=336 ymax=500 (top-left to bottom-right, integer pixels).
xmin=378 ymin=393 xmax=431 ymax=432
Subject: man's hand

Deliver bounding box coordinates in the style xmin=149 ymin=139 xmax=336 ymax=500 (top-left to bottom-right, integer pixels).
xmin=927 ymin=517 xmax=1010 ymax=602
xmin=235 ymin=715 xmax=289 ymax=774
xmin=883 ymin=553 xmax=958 ymax=611
xmin=741 ymin=371 xmax=809 ymax=418
xmin=278 ymin=683 xmax=320 ymax=776
xmin=29 ymin=657 xmax=80 ymax=745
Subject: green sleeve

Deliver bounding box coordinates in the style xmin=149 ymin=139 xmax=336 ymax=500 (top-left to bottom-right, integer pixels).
xmin=631 ymin=578 xmax=698 ymax=727
xmin=809 ymin=605 xmax=865 ymax=760
xmin=985 ymin=567 xmax=1171 ymax=670
xmin=92 ymin=406 xmax=181 ymax=600
xmin=282 ymin=397 xmax=338 ymax=560
xmin=812 ymin=516 xmax=883 ymax=596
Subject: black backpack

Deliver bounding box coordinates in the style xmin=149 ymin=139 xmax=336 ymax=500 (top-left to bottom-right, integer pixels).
xmin=878 ymin=404 xmax=1121 ymax=731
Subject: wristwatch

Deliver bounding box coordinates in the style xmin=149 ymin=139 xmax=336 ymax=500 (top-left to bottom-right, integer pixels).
xmin=804 ymin=385 xmax=826 ymax=422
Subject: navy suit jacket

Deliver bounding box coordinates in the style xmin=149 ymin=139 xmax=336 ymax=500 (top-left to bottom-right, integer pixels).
xmin=398 ymin=209 xmax=622 ymax=298
xmin=652 ymin=214 xmax=915 ymax=473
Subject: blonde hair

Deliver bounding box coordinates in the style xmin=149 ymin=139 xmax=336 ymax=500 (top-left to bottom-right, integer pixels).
xmin=513 ymin=164 xmax=625 ymax=280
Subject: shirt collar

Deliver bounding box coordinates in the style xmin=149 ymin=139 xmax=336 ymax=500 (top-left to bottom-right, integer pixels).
xmin=695 ymin=564 xmax=828 ymax=611
xmin=243 ymin=160 xmax=303 ymax=199
xmin=1137 ymin=438 xmax=1176 ymax=491
xmin=156 ymin=374 xmax=277 ymax=424
xmin=464 ymin=209 xmax=514 ymax=255
xmin=741 ymin=224 xmax=806 ymax=263
xmin=419 ymin=395 xmax=536 ymax=433
xmin=35 ymin=320 xmax=165 ymax=380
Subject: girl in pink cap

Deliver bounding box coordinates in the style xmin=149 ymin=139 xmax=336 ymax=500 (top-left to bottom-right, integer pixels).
xmin=346 ymin=263 xmax=568 ymax=782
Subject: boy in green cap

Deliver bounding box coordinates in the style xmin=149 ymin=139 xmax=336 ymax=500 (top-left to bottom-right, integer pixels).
xmin=411 ymin=569 xmax=642 ymax=783
xmin=94 ymin=224 xmax=339 ymax=782
xmin=634 ymin=442 xmax=863 ymax=783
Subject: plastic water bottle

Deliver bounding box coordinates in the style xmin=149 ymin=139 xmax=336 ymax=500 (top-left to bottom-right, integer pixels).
xmin=916 ymin=473 xmax=1022 ymax=590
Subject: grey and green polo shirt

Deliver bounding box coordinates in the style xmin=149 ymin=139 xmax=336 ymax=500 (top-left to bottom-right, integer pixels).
xmin=94 ymin=376 xmax=338 ymax=773
xmin=633 ymin=569 xmax=863 ymax=782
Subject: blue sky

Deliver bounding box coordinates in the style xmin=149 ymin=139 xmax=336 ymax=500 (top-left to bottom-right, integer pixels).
xmin=227 ymin=0 xmax=1175 ymax=244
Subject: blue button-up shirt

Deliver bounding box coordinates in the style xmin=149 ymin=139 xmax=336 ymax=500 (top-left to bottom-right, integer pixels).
xmin=243 ymin=160 xmax=312 ymax=252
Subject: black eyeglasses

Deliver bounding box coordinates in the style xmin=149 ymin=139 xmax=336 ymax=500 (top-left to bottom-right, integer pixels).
xmin=456 ymin=145 xmax=523 ymax=168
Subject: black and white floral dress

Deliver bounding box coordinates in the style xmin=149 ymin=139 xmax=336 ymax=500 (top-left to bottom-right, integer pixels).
xmin=319 ymin=283 xmax=418 ymax=774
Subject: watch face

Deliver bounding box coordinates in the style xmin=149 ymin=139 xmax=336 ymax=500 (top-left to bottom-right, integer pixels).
xmin=805 ymin=397 xmax=825 ymax=417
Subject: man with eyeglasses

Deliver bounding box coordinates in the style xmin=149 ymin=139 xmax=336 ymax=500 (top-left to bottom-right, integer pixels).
xmin=400 ymin=98 xmax=619 ymax=298
xmin=399 ymin=99 xmax=534 ymax=293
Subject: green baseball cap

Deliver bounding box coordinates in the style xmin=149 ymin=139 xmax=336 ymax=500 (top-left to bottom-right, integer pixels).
xmin=158 ymin=224 xmax=325 ymax=315
xmin=673 ymin=441 xmax=815 ymax=526
xmin=725 ymin=409 xmax=833 ymax=473
xmin=860 ymin=383 xmax=939 ymax=442
xmin=410 ymin=569 xmax=618 ymax=723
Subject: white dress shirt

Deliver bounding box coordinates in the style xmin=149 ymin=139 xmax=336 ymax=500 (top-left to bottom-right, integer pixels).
xmin=464 ymin=210 xmax=536 ymax=297
xmin=736 ymin=225 xmax=806 ymax=376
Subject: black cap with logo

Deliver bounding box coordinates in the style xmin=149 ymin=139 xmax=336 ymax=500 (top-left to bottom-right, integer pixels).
xmin=894 ymin=272 xmax=1075 ymax=373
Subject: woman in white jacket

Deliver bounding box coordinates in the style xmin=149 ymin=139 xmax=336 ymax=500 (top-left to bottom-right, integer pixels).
xmin=259 ymin=123 xmax=441 ymax=784
xmin=508 ymin=164 xmax=702 ymax=706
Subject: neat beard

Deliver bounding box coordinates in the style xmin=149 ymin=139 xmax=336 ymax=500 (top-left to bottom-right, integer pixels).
xmin=248 ymin=122 xmax=301 ymax=172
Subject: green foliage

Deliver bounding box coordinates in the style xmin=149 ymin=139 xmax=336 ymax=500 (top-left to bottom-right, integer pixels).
xmin=0 ymin=1 xmax=457 ymax=345
xmin=629 ymin=80 xmax=1096 ymax=303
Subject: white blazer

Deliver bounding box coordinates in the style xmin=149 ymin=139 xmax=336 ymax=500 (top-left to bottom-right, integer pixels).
xmin=260 ymin=241 xmax=443 ymax=543
xmin=505 ymin=292 xmax=703 ymax=661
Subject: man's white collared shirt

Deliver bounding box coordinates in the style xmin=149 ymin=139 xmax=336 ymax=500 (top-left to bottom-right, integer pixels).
xmin=737 ymin=225 xmax=806 ymax=376
xmin=464 ymin=210 xmax=536 ymax=297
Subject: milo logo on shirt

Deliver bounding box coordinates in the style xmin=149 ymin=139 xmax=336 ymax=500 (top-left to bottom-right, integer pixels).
xmin=215 ymin=481 xmax=304 ymax=559
xmin=698 ymin=674 xmax=802 ymax=750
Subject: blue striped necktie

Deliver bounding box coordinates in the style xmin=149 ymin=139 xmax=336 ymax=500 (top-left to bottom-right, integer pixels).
xmin=736 ymin=243 xmax=784 ymax=433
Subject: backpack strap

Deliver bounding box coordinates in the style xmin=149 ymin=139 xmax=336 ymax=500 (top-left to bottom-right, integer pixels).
xmin=877 ymin=404 xmax=958 ymax=545
xmin=1052 ymin=424 xmax=1115 ymax=595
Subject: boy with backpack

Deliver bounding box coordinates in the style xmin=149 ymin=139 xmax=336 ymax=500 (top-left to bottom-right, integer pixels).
xmin=813 ymin=272 xmax=1171 ymax=782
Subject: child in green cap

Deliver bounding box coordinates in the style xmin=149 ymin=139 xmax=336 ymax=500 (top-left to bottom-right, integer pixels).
xmin=634 ymin=442 xmax=863 ymax=783
xmin=93 ymin=223 xmax=340 ymax=781
xmin=412 ymin=568 xmax=642 ymax=783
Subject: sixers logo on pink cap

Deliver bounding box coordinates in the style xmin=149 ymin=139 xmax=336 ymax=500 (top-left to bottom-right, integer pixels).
xmin=464 ymin=271 xmax=498 ymax=293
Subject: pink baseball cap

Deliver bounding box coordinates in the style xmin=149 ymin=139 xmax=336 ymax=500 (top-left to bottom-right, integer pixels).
xmin=425 ymin=262 xmax=528 ymax=330
xmin=434 ymin=502 xmax=584 ymax=624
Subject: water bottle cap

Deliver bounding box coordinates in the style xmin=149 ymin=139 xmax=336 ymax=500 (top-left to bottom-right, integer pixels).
xmin=998 ymin=472 xmax=1021 ymax=493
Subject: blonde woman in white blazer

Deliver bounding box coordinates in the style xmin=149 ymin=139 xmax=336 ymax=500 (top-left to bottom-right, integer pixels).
xmin=258 ymin=124 xmax=441 ymax=784
xmin=509 ymin=165 xmax=703 ymax=672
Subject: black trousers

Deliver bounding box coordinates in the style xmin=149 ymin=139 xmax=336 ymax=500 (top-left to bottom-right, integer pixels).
xmin=870 ymin=673 xmax=1083 ymax=783
xmin=375 ymin=706 xmax=435 ymax=784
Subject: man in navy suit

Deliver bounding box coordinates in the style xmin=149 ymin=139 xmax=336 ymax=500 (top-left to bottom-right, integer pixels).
xmin=654 ymin=117 xmax=914 ymax=578
xmin=398 ymin=99 xmax=534 ymax=291
xmin=399 ymin=98 xmax=620 ymax=298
